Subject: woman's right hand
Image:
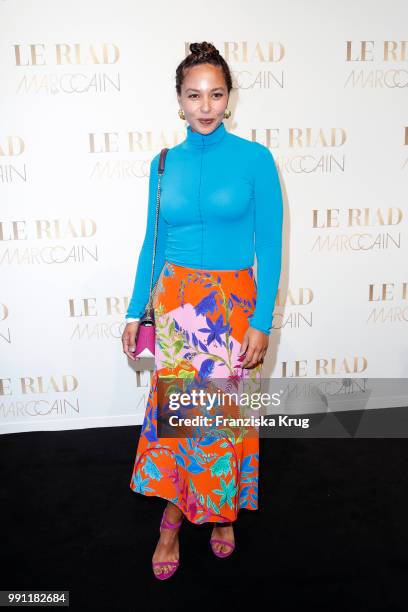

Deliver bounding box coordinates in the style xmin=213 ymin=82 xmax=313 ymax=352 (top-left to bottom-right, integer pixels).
xmin=122 ymin=321 xmax=140 ymax=361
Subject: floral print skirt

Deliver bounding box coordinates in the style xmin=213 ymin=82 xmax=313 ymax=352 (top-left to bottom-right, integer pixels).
xmin=129 ymin=260 xmax=262 ymax=524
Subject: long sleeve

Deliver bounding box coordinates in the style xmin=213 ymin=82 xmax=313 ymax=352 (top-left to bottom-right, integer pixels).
xmin=125 ymin=153 xmax=167 ymax=319
xmin=248 ymin=144 xmax=283 ymax=335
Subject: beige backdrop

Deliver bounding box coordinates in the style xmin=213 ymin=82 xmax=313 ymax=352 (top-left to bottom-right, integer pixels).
xmin=1 ymin=0 xmax=407 ymax=434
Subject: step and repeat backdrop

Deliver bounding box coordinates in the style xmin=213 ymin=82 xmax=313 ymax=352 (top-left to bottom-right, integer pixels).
xmin=1 ymin=0 xmax=407 ymax=434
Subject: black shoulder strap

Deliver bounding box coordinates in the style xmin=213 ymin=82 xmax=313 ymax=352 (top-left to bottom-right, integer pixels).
xmin=158 ymin=147 xmax=169 ymax=174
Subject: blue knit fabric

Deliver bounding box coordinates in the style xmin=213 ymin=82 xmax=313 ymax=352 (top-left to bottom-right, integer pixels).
xmin=126 ymin=121 xmax=283 ymax=335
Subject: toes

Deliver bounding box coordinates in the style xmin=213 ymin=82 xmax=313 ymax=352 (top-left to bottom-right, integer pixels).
xmin=212 ymin=540 xmax=221 ymax=553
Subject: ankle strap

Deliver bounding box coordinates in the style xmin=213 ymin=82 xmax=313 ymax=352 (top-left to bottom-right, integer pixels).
xmin=160 ymin=509 xmax=183 ymax=530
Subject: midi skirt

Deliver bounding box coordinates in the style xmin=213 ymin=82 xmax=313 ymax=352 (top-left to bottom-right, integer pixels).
xmin=129 ymin=260 xmax=262 ymax=524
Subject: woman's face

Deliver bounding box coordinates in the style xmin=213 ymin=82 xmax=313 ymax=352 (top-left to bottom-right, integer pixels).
xmin=177 ymin=63 xmax=229 ymax=134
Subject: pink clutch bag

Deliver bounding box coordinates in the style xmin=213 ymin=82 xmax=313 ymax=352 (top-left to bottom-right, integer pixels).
xmin=133 ymin=147 xmax=169 ymax=359
xmin=134 ymin=315 xmax=156 ymax=359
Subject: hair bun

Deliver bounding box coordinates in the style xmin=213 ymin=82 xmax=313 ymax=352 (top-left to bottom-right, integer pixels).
xmin=190 ymin=41 xmax=220 ymax=57
xmin=176 ymin=41 xmax=232 ymax=96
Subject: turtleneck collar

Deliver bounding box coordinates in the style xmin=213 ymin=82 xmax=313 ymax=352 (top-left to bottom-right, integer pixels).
xmin=185 ymin=120 xmax=227 ymax=148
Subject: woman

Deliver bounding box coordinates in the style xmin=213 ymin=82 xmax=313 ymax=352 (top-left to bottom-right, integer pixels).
xmin=122 ymin=41 xmax=283 ymax=580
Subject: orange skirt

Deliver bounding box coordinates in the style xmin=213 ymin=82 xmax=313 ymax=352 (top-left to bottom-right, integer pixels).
xmin=129 ymin=260 xmax=262 ymax=524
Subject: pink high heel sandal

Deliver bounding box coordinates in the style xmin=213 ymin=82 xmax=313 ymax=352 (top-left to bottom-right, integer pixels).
xmin=210 ymin=521 xmax=236 ymax=558
xmin=152 ymin=506 xmax=184 ymax=580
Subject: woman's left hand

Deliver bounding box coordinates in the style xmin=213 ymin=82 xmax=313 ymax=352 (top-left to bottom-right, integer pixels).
xmin=239 ymin=327 xmax=269 ymax=368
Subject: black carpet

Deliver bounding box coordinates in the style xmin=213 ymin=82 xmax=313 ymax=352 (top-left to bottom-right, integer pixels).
xmin=1 ymin=428 xmax=407 ymax=611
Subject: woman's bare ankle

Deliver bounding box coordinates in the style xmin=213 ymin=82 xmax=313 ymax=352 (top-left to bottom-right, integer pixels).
xmin=165 ymin=502 xmax=183 ymax=521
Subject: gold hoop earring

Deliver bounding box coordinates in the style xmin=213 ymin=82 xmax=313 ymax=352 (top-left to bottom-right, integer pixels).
xmin=223 ymin=109 xmax=231 ymax=119
xmin=178 ymin=108 xmax=185 ymax=120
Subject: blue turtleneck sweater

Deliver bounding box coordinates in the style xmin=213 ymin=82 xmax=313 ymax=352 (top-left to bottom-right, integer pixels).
xmin=125 ymin=121 xmax=283 ymax=335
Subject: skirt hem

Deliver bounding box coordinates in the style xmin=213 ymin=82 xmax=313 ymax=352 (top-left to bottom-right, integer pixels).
xmin=129 ymin=484 xmax=258 ymax=525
